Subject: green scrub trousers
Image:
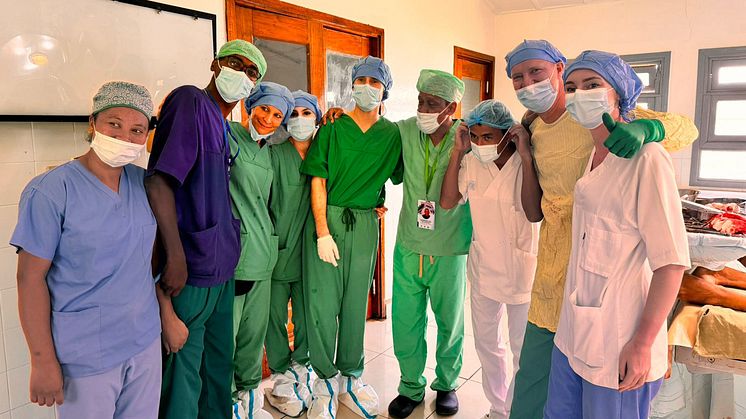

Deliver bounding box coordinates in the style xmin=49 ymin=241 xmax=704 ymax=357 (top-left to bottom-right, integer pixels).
xmin=159 ymin=280 xmax=235 ymax=419
xmin=509 ymin=322 xmax=555 ymax=419
xmin=392 ymin=243 xmax=467 ymax=401
xmin=266 ymin=279 xmax=309 ymax=373
xmin=303 ymin=205 xmax=379 ymax=380
xmin=232 ymin=280 xmax=272 ymax=395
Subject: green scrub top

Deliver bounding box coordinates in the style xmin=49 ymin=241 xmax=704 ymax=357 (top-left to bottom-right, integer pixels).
xmin=269 ymin=141 xmax=311 ymax=282
xmin=300 ymin=114 xmax=403 ymax=209
xmin=228 ymin=121 xmax=278 ymax=281
xmin=395 ymin=117 xmax=472 ymax=256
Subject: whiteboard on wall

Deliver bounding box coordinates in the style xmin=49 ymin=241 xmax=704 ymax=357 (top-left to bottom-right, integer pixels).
xmin=0 ymin=0 xmax=216 ymax=120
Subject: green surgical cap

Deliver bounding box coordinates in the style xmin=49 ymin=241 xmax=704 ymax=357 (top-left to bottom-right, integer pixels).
xmin=416 ymin=69 xmax=465 ymax=103
xmin=92 ymin=81 xmax=153 ymax=119
xmin=217 ymin=39 xmax=268 ymax=82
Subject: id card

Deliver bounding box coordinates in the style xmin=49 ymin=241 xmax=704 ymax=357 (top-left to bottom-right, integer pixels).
xmin=417 ymin=200 xmax=436 ymax=230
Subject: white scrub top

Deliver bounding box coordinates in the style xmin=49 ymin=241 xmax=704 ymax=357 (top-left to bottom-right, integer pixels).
xmin=554 ymin=143 xmax=690 ymax=389
xmin=458 ymin=152 xmax=540 ymax=304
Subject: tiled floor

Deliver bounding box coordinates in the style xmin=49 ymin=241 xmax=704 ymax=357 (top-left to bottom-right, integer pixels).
xmin=258 ymin=298 xmax=494 ymax=419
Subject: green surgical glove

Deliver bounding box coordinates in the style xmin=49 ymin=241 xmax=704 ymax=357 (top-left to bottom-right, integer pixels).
xmin=602 ymin=113 xmax=666 ymax=159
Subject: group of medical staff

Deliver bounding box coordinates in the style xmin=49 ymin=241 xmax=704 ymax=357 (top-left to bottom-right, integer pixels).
xmin=10 ymin=35 xmax=700 ymax=419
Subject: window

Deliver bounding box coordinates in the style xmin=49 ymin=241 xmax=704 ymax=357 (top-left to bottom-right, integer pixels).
xmin=691 ymin=46 xmax=746 ymax=189
xmin=621 ymin=52 xmax=671 ymax=112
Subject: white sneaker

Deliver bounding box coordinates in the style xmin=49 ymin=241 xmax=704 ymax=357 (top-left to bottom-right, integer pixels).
xmin=290 ymin=360 xmax=316 ymax=395
xmin=338 ymin=376 xmax=379 ymax=418
xmin=233 ymin=401 xmax=248 ymax=419
xmin=237 ymin=388 xmax=273 ymax=419
xmin=307 ymin=376 xmax=339 ymax=419
xmin=265 ymin=370 xmax=311 ymax=417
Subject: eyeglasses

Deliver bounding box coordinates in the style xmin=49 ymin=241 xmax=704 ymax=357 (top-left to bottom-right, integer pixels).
xmin=222 ymin=56 xmax=261 ymax=81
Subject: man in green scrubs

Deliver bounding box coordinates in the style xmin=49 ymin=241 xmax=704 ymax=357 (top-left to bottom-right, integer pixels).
xmin=300 ymin=56 xmax=403 ymax=419
xmin=264 ymin=91 xmax=322 ymax=417
xmin=229 ymin=82 xmax=294 ymax=419
xmin=388 ymin=70 xmax=471 ymax=418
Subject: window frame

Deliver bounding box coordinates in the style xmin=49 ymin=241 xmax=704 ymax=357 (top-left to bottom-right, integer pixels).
xmin=621 ymin=51 xmax=671 ymax=112
xmin=691 ymin=46 xmax=746 ymax=189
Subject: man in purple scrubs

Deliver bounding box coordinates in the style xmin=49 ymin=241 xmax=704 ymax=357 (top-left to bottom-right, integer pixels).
xmin=145 ymin=39 xmax=267 ymax=419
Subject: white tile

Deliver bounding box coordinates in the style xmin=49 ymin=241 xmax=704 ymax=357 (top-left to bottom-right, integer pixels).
xmin=10 ymin=403 xmax=55 ymax=419
xmin=0 ymin=124 xmax=33 ymax=164
xmin=1 ymin=289 xmax=20 ymax=331
xmin=7 ymin=365 xmax=29 ymax=409
xmin=3 ymin=328 xmax=28 ymax=371
xmin=363 ymin=319 xmax=393 ymax=354
xmin=31 ymin=124 xmax=76 ymax=162
xmin=0 ymin=206 xmax=19 ymax=249
xmin=72 ymin=123 xmax=92 ymax=156
xmin=0 ymin=248 xmax=18 ymax=290
xmin=0 ymin=164 xmax=35 ymax=206
xmin=364 ymin=349 xmax=380 ymax=365
xmin=0 ymin=372 xmax=8 ymax=412
xmin=0 ymin=412 xmax=8 ymax=419
xmin=0 ymin=328 xmax=6 ymax=373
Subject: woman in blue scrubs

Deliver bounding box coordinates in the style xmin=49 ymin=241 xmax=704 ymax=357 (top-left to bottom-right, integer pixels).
xmin=11 ymin=81 xmax=162 ymax=419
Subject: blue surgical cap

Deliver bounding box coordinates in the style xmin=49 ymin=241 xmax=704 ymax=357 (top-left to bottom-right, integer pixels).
xmin=465 ymin=99 xmax=516 ymax=130
xmin=504 ymin=39 xmax=567 ymax=78
xmin=564 ymin=50 xmax=643 ymax=121
xmin=352 ymin=56 xmax=393 ymax=100
xmin=292 ymin=90 xmax=322 ymax=124
xmin=245 ymin=82 xmax=295 ymax=125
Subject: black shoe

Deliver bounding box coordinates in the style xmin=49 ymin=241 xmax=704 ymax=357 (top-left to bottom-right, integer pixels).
xmin=435 ymin=390 xmax=459 ymax=416
xmin=388 ymin=394 xmax=422 ymax=418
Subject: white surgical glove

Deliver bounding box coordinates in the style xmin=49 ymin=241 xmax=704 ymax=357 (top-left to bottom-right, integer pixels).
xmin=317 ymin=235 xmax=340 ymax=267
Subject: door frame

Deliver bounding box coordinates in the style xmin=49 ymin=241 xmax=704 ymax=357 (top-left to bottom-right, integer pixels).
xmin=453 ymin=46 xmax=495 ymax=117
xmin=225 ymin=0 xmax=389 ymax=320
xmin=226 ymin=0 xmax=384 ymax=107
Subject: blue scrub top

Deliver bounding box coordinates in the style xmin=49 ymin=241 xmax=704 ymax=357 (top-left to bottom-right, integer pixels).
xmin=11 ymin=160 xmax=161 ymax=378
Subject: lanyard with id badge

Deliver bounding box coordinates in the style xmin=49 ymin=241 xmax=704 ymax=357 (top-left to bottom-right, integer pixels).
xmin=418 ymin=132 xmax=447 ymax=230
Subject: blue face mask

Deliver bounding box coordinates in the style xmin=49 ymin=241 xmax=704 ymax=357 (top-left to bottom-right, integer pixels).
xmin=352 ymin=84 xmax=383 ymax=112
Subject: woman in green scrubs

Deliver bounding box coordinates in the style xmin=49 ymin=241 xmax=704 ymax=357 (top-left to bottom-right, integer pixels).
xmin=229 ymin=82 xmax=294 ymax=419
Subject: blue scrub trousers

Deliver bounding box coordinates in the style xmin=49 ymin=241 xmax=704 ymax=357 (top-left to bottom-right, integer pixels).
xmin=543 ymin=345 xmax=662 ymax=419
xmin=57 ymin=338 xmax=161 ymax=419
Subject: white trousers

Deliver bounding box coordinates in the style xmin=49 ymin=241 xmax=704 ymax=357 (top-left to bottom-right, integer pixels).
xmin=470 ymin=290 xmax=529 ymax=419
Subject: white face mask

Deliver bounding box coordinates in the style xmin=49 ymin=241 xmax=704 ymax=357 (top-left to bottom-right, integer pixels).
xmin=352 ymin=84 xmax=383 ymax=112
xmin=287 ymin=116 xmax=317 ymax=141
xmin=90 ymin=130 xmax=146 ymax=168
xmin=470 ymin=130 xmax=511 ymax=163
xmin=249 ymin=119 xmax=273 ymax=142
xmin=565 ymin=88 xmax=614 ymax=129
xmin=215 ymin=65 xmax=255 ymax=103
xmin=416 ymin=107 xmax=450 ymax=135
xmin=515 ymin=72 xmax=558 ymax=114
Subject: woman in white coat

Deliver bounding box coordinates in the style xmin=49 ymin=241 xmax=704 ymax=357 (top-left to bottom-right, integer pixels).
xmin=543 ymin=50 xmax=690 ymax=419
xmin=440 ymin=100 xmax=541 ymax=419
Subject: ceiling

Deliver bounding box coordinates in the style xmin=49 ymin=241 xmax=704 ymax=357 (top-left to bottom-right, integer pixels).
xmin=485 ymin=0 xmax=620 ymax=14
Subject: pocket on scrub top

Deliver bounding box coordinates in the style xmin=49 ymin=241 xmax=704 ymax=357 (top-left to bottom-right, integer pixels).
xmin=237 ymin=233 xmax=280 ymax=276
xmin=51 ymin=306 xmax=102 ymax=370
xmin=576 ymin=227 xmax=620 ymax=307
xmin=181 ymin=223 xmax=219 ymax=278
xmin=512 ymin=209 xmax=537 ymax=254
xmin=568 ymin=290 xmax=605 ymax=368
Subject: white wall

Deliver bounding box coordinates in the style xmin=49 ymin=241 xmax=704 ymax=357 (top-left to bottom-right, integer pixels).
xmin=0 ymin=1 xmax=498 ymax=417
xmin=491 ymin=0 xmax=746 ymax=189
